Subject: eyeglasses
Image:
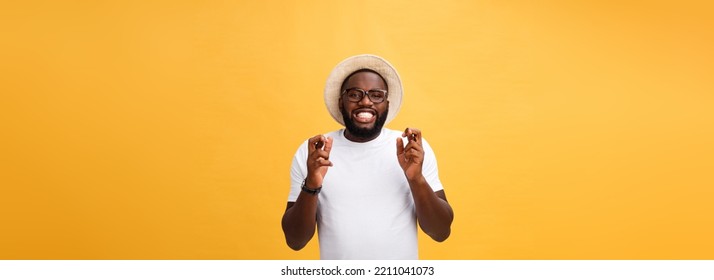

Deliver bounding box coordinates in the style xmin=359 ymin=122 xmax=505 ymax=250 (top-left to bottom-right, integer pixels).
xmin=340 ymin=88 xmax=388 ymax=104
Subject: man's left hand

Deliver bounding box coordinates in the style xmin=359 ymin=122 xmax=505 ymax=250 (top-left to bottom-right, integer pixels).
xmin=396 ymin=127 xmax=425 ymax=181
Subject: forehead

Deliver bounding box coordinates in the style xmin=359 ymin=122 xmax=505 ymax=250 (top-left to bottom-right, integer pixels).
xmin=343 ymin=70 xmax=387 ymax=89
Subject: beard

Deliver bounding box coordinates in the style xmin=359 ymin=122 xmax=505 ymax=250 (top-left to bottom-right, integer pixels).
xmin=341 ymin=106 xmax=389 ymax=140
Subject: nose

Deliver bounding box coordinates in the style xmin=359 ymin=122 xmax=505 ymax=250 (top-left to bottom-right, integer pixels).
xmin=357 ymin=93 xmax=374 ymax=106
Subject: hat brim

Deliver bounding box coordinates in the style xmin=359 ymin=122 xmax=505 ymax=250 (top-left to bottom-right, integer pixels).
xmin=324 ymin=54 xmax=402 ymax=126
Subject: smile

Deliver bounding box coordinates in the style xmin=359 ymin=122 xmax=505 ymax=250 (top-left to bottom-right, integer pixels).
xmin=353 ymin=109 xmax=376 ymax=124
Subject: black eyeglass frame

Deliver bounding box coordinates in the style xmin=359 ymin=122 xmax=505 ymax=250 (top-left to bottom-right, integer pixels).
xmin=340 ymin=87 xmax=389 ymax=104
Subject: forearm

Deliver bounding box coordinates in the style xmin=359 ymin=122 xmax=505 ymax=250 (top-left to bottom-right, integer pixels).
xmin=408 ymin=175 xmax=454 ymax=242
xmin=281 ymin=192 xmax=318 ymax=250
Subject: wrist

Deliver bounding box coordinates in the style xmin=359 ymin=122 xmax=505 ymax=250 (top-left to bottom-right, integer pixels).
xmin=304 ymin=178 xmax=321 ymax=189
xmin=301 ymin=179 xmax=322 ymax=195
xmin=406 ymin=174 xmax=426 ymax=185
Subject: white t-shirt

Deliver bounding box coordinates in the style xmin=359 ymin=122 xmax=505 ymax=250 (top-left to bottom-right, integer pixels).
xmin=288 ymin=128 xmax=444 ymax=260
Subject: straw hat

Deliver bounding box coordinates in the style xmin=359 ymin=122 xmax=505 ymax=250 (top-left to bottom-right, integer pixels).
xmin=324 ymin=54 xmax=403 ymax=126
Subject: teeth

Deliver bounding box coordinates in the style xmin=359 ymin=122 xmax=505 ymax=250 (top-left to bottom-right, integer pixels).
xmin=357 ymin=112 xmax=374 ymax=118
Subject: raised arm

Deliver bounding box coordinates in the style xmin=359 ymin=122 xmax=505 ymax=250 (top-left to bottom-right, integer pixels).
xmin=397 ymin=128 xmax=454 ymax=242
xmin=281 ymin=135 xmax=333 ymax=250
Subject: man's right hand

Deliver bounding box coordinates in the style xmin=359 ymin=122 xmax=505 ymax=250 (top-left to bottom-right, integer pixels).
xmin=306 ymin=135 xmax=333 ymax=188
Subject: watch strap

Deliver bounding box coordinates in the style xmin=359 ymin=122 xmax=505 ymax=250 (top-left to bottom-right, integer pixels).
xmin=301 ymin=179 xmax=321 ymax=195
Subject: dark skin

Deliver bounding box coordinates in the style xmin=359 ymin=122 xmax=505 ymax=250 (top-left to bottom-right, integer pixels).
xmin=281 ymin=71 xmax=454 ymax=251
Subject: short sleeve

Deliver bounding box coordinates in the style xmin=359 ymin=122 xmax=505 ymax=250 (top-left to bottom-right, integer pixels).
xmin=421 ymin=138 xmax=444 ymax=192
xmin=287 ymin=140 xmax=309 ymax=202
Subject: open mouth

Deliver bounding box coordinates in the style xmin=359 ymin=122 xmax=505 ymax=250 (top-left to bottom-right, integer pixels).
xmin=352 ymin=109 xmax=376 ymax=124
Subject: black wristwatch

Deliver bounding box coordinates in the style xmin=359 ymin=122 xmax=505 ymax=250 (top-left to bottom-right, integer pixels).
xmin=301 ymin=179 xmax=322 ymax=195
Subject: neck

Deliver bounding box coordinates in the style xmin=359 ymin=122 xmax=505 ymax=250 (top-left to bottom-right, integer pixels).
xmin=343 ymin=128 xmax=381 ymax=143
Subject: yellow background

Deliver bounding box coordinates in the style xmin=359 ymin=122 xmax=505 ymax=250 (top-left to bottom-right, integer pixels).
xmin=1 ymin=1 xmax=712 ymax=259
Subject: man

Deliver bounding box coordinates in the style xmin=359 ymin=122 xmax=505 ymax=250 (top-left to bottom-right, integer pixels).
xmin=281 ymin=54 xmax=454 ymax=259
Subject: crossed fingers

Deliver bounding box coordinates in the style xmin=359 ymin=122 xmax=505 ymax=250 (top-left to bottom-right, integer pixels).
xmin=396 ymin=127 xmax=424 ymax=165
xmin=308 ymin=135 xmax=333 ymax=168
